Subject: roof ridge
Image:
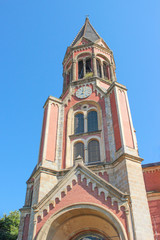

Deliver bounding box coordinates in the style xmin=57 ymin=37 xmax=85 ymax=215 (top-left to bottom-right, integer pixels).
xmin=71 ymin=23 xmax=85 ymax=47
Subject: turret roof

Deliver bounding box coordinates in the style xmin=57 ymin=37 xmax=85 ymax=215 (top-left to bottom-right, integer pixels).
xmin=71 ymin=17 xmax=101 ymax=46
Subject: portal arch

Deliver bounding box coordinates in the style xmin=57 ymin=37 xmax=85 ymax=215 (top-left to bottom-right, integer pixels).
xmin=36 ymin=204 xmax=128 ymax=240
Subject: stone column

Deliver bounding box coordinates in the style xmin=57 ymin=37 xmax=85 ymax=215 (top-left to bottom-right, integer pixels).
xmin=84 ymin=146 xmax=88 ymax=164
xmin=83 ymin=59 xmax=86 ymax=77
xmin=110 ymin=64 xmax=115 ymax=82
xmin=125 ymin=206 xmax=134 ymax=240
xmin=72 ymin=59 xmax=76 ymax=81
xmin=84 ymin=111 xmax=87 ymax=133
xmin=110 ymin=63 xmax=117 ymax=82
xmin=92 ymin=54 xmax=97 ymax=77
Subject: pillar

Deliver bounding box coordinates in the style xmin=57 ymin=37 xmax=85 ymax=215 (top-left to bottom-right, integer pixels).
xmin=72 ymin=59 xmax=76 ymax=81
xmin=92 ymin=53 xmax=97 ymax=77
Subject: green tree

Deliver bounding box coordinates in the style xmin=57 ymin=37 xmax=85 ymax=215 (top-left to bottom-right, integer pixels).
xmin=0 ymin=210 xmax=20 ymax=240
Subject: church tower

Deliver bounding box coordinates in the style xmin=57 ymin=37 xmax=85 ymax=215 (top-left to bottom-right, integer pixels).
xmin=18 ymin=18 xmax=155 ymax=240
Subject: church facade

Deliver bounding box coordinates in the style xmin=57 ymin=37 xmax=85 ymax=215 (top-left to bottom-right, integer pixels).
xmin=18 ymin=18 xmax=160 ymax=240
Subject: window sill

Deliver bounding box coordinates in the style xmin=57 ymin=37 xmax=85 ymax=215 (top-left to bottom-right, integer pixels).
xmin=69 ymin=130 xmax=101 ymax=139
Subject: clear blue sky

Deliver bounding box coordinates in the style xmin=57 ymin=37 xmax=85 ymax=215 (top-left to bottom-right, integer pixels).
xmin=0 ymin=0 xmax=160 ymax=216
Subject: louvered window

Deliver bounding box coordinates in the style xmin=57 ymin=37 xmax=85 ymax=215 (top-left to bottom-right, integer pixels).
xmin=87 ymin=111 xmax=98 ymax=132
xmin=86 ymin=59 xmax=92 ymax=73
xmin=74 ymin=142 xmax=84 ymax=160
xmin=88 ymin=140 xmax=100 ymax=163
xmin=103 ymin=62 xmax=107 ymax=79
xmin=74 ymin=113 xmax=84 ymax=134
xmin=78 ymin=60 xmax=84 ymax=79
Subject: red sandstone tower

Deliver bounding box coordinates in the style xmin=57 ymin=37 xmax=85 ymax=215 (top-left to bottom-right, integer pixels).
xmin=18 ymin=18 xmax=160 ymax=240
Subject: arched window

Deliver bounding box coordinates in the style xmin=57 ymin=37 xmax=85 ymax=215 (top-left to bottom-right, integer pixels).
xmin=88 ymin=140 xmax=100 ymax=163
xmin=87 ymin=111 xmax=98 ymax=132
xmin=96 ymin=59 xmax=101 ymax=78
xmin=74 ymin=142 xmax=84 ymax=160
xmin=74 ymin=113 xmax=84 ymax=134
xmin=78 ymin=60 xmax=84 ymax=79
xmin=86 ymin=58 xmax=92 ymax=73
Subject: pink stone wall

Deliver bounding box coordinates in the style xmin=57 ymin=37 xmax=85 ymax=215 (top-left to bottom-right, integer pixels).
xmin=46 ymin=104 xmax=59 ymax=162
xmin=118 ymin=90 xmax=134 ymax=148
xmin=110 ymin=91 xmax=122 ymax=151
xmin=38 ymin=105 xmax=48 ymax=163
xmin=61 ymin=85 xmax=110 ymax=168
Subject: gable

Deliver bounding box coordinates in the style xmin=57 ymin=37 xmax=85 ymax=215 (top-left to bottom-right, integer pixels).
xmin=35 ymin=173 xmax=128 ymax=235
xmin=96 ymin=39 xmax=110 ymax=49
xmin=34 ymin=163 xmax=128 ymax=235
xmin=76 ymin=37 xmax=92 ymax=46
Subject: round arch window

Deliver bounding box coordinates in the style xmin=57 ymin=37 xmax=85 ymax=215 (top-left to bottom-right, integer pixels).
xmin=88 ymin=140 xmax=100 ymax=163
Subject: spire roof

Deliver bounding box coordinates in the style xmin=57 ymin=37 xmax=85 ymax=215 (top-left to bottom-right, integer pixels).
xmin=71 ymin=17 xmax=101 ymax=46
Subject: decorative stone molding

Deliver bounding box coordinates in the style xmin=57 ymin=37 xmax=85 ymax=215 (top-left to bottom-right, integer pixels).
xmin=33 ymin=163 xmax=128 ymax=225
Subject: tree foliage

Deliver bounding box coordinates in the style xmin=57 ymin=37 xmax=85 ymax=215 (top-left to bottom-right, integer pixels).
xmin=0 ymin=210 xmax=20 ymax=240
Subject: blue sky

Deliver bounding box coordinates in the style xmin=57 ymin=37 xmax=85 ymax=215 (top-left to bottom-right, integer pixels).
xmin=0 ymin=0 xmax=160 ymax=216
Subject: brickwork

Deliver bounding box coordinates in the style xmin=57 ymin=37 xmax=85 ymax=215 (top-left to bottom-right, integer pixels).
xmin=143 ymin=169 xmax=160 ymax=192
xmin=143 ymin=166 xmax=160 ymax=240
xmin=148 ymin=200 xmax=160 ymax=240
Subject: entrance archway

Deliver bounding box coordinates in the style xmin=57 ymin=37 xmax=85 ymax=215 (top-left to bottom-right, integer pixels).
xmin=36 ymin=204 xmax=128 ymax=240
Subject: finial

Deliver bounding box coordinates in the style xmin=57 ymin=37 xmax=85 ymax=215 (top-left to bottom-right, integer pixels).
xmin=85 ymin=15 xmax=89 ymax=22
xmin=74 ymin=155 xmax=84 ymax=166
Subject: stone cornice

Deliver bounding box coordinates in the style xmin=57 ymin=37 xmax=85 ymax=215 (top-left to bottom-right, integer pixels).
xmin=19 ymin=206 xmax=31 ymax=214
xmin=27 ymin=152 xmax=143 ymax=183
xmin=63 ymin=42 xmax=113 ymax=65
xmin=147 ymin=191 xmax=160 ymax=201
xmin=69 ymin=130 xmax=102 ymax=139
xmin=43 ymin=96 xmax=62 ymax=108
xmin=113 ymin=153 xmax=143 ymax=166
xmin=32 ymin=166 xmax=59 ymax=179
xmin=142 ymin=163 xmax=160 ymax=172
xmin=61 ymin=77 xmax=112 ymax=99
xmin=33 ymin=162 xmax=128 ymax=213
xmin=106 ymin=81 xmax=127 ymax=95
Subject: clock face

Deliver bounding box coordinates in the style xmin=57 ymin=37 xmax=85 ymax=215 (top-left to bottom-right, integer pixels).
xmin=76 ymin=86 xmax=92 ymax=99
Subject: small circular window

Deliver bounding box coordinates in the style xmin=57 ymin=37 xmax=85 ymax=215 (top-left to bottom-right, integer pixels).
xmin=81 ymin=104 xmax=88 ymax=110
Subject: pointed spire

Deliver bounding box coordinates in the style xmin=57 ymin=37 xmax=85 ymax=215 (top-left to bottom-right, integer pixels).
xmin=71 ymin=18 xmax=101 ymax=47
